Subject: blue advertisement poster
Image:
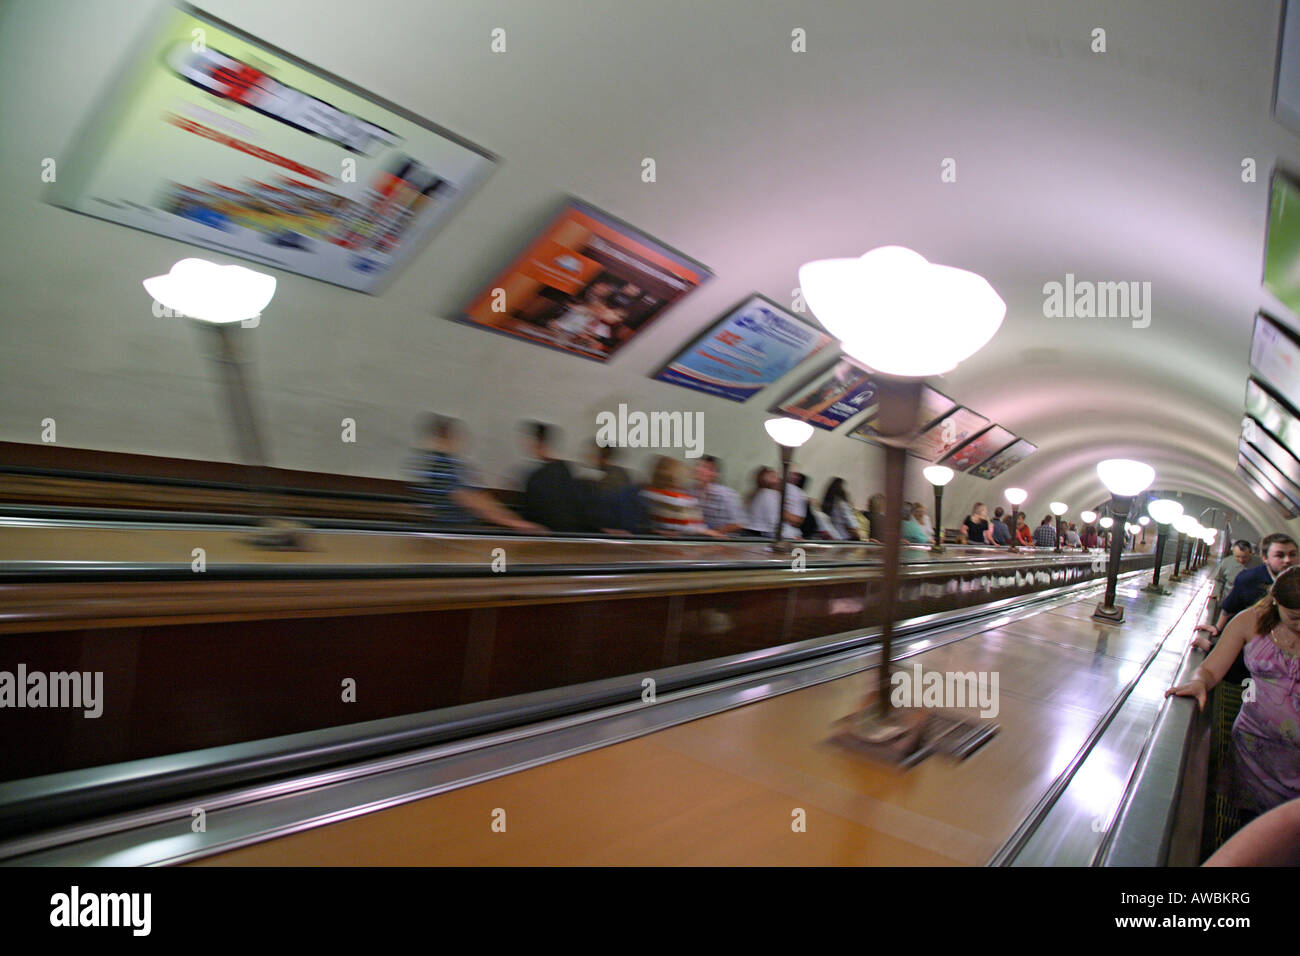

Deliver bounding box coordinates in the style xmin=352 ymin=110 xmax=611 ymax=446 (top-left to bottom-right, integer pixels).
xmin=654 ymin=295 xmax=833 ymax=402
xmin=771 ymin=357 xmax=879 ymax=430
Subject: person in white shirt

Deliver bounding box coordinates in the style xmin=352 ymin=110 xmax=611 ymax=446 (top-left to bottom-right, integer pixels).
xmin=745 ymin=466 xmax=803 ymax=538
xmin=695 ymin=455 xmax=746 ymax=535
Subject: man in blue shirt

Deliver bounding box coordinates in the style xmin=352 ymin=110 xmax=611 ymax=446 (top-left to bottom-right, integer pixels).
xmin=1032 ymin=515 xmax=1057 ymax=548
xmin=989 ymin=506 xmax=1011 ymax=545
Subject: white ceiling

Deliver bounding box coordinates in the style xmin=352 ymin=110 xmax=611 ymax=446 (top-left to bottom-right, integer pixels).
xmin=2 ymin=0 xmax=1297 ymax=537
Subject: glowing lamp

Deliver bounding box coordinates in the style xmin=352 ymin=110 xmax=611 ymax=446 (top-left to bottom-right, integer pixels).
xmin=144 ymin=258 xmax=276 ymax=325
xmin=1096 ymin=459 xmax=1155 ymax=497
xmin=797 ymin=246 xmax=1005 ymax=377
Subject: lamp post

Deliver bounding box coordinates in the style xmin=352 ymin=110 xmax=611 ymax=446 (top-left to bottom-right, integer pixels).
xmin=143 ymin=259 xmax=298 ymax=549
xmin=1099 ymin=514 xmax=1114 ymax=551
xmin=1080 ymin=509 xmax=1097 ymax=550
xmin=799 ymin=245 xmax=1005 ymax=755
xmin=1092 ymin=459 xmax=1156 ymax=624
xmin=763 ymin=417 xmax=814 ymax=551
xmin=923 ymin=465 xmax=954 ymax=554
xmin=1143 ymin=497 xmax=1182 ymax=594
xmin=1169 ymin=514 xmax=1197 ymax=580
xmin=1050 ymin=501 xmax=1068 ymax=552
xmin=1005 ymin=487 xmax=1028 ymax=549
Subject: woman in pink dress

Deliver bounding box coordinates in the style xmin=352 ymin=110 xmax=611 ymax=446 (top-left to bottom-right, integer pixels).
xmin=1168 ymin=566 xmax=1300 ymax=817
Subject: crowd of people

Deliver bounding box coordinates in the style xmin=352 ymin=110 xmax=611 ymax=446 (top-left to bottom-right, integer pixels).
xmin=405 ymin=416 xmax=1088 ymax=545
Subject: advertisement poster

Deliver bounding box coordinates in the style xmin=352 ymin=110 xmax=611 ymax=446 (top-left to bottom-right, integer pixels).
xmin=770 ymin=358 xmax=878 ymax=430
xmin=1245 ymin=378 xmax=1300 ymax=463
xmin=1250 ymin=312 xmax=1300 ymax=401
xmin=654 ymin=296 xmax=833 ymax=402
xmin=1264 ymin=170 xmax=1300 ymax=317
xmin=941 ymin=425 xmax=1016 ymax=474
xmin=849 ymin=384 xmax=957 ymax=452
xmin=49 ymin=4 xmax=496 ymax=294
xmin=911 ymin=407 xmax=991 ymax=463
xmin=1238 ymin=461 xmax=1300 ymax=518
xmin=969 ymin=438 xmax=1038 ymax=480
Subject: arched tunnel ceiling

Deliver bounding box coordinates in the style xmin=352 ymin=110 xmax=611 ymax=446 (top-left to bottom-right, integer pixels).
xmin=2 ymin=0 xmax=1299 ymax=538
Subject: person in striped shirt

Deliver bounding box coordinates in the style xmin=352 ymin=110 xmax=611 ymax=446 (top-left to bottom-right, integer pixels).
xmin=408 ymin=415 xmax=543 ymax=533
xmin=641 ymin=456 xmax=722 ymax=537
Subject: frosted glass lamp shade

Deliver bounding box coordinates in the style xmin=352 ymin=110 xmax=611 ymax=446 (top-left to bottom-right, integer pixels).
xmin=1096 ymin=459 xmax=1155 ymax=497
xmin=764 ymin=417 xmax=814 ymax=448
xmin=923 ymin=465 xmax=955 ymax=487
xmin=797 ymin=246 xmax=1005 ymax=377
xmin=144 ymin=258 xmax=276 ymax=325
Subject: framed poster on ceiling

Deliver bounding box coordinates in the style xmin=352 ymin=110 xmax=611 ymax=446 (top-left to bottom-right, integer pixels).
xmin=653 ymin=295 xmax=834 ymax=402
xmin=848 ymin=384 xmax=958 ymax=455
xmin=1264 ymin=168 xmax=1300 ymax=316
xmin=1245 ymin=377 xmax=1300 ymax=463
xmin=1249 ymin=312 xmax=1300 ymax=401
xmin=460 ymin=199 xmax=711 ymax=362
xmin=940 ymin=425 xmax=1017 ymax=474
xmin=968 ymin=438 xmax=1038 ymax=480
xmin=48 ymin=3 xmax=497 ymax=294
xmin=769 ymin=357 xmax=879 ymax=430
xmin=910 ymin=407 xmax=991 ymax=463
xmin=1238 ymin=458 xmax=1300 ymax=518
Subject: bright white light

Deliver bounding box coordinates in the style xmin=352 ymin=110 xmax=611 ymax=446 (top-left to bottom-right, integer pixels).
xmin=797 ymin=246 xmax=1005 ymax=377
xmin=1138 ymin=516 xmax=1150 ymax=526
xmin=1005 ymin=487 xmax=1028 ymax=506
xmin=1096 ymin=459 xmax=1155 ymax=497
xmin=1146 ymin=498 xmax=1183 ymax=525
xmin=1099 ymin=516 xmax=1114 ymax=529
xmin=1050 ymin=501 xmax=1068 ymax=516
xmin=1080 ymin=510 xmax=1097 ymax=523
xmin=1205 ymin=528 xmax=1219 ymax=543
xmin=1172 ymin=514 xmax=1197 ymax=534
xmin=144 ymin=258 xmax=276 ymax=324
xmin=923 ymin=465 xmax=955 ymax=487
xmin=764 ymin=417 xmax=814 ymax=448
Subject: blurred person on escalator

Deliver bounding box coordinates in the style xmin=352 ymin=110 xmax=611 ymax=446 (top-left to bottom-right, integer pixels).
xmin=408 ymin=415 xmax=544 ymax=534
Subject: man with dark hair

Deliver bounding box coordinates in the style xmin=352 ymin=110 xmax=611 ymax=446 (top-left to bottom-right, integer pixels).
xmin=520 ymin=422 xmax=586 ymax=532
xmin=696 ymin=455 xmax=745 ymax=535
xmin=409 ymin=416 xmax=542 ymax=533
xmin=990 ymin=506 xmax=1011 ymax=545
xmin=1195 ymin=533 xmax=1299 ymax=682
xmin=1211 ymin=540 xmax=1260 ymax=610
xmin=1033 ymin=514 xmax=1057 ymax=548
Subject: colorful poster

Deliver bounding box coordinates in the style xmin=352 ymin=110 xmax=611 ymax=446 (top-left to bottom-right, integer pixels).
xmin=461 ymin=200 xmax=710 ymax=362
xmin=770 ymin=358 xmax=879 ymax=430
xmin=849 ymin=384 xmax=956 ymax=451
xmin=48 ymin=3 xmax=496 ymax=294
xmin=1245 ymin=378 xmax=1300 ymax=464
xmin=911 ymin=408 xmax=991 ymax=463
xmin=969 ymin=438 xmax=1038 ymax=479
xmin=1250 ymin=312 xmax=1300 ymax=401
xmin=653 ymin=296 xmax=833 ymax=402
xmin=941 ymin=425 xmax=1016 ymax=473
xmin=1265 ymin=171 xmax=1300 ymax=317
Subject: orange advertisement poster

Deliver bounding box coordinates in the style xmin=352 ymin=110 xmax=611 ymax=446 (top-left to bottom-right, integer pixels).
xmin=460 ymin=200 xmax=711 ymax=362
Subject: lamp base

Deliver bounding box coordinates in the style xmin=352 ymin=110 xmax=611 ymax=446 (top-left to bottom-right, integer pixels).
xmin=1141 ymin=584 xmax=1171 ymax=596
xmin=831 ymin=703 xmax=998 ymax=767
xmin=1091 ymin=603 xmax=1125 ymax=624
xmin=242 ymin=519 xmax=309 ymax=551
